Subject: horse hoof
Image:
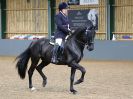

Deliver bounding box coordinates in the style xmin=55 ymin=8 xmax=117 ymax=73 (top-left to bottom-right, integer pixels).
xmin=70 ymin=89 xmax=77 ymax=94
xmin=30 ymin=87 xmax=36 ymax=92
xmin=73 ymin=91 xmax=77 ymax=94
xmin=42 ymin=80 xmax=47 ymax=87
xmin=74 ymin=79 xmax=83 ymax=85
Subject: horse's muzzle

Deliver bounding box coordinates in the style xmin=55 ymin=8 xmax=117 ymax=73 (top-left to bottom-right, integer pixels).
xmin=87 ymin=43 xmax=94 ymax=51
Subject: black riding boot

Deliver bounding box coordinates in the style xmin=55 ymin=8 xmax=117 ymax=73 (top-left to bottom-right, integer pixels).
xmin=57 ymin=45 xmax=64 ymax=61
xmin=51 ymin=44 xmax=59 ymax=64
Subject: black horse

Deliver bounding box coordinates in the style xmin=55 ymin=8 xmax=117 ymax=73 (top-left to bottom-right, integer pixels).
xmin=16 ymin=25 xmax=96 ymax=94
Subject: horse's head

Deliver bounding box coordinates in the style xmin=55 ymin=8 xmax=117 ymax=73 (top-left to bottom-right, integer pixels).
xmin=87 ymin=9 xmax=98 ymax=29
xmin=85 ymin=27 xmax=96 ymax=51
xmin=74 ymin=26 xmax=96 ymax=51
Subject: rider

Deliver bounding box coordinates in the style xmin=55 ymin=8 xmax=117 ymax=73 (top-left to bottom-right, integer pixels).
xmin=51 ymin=2 xmax=71 ymax=64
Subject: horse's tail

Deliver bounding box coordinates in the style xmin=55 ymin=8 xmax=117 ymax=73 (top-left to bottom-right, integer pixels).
xmin=15 ymin=43 xmax=32 ymax=79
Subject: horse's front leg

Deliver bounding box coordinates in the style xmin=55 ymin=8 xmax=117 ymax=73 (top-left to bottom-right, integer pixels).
xmin=72 ymin=62 xmax=86 ymax=85
xmin=70 ymin=67 xmax=77 ymax=94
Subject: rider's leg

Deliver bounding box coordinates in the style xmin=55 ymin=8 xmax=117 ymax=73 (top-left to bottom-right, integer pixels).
xmin=57 ymin=41 xmax=64 ymax=60
xmin=51 ymin=38 xmax=62 ymax=63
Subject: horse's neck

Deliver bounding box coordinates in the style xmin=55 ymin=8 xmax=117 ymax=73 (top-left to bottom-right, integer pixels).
xmin=67 ymin=28 xmax=86 ymax=53
xmin=74 ymin=37 xmax=85 ymax=52
xmin=68 ymin=36 xmax=85 ymax=53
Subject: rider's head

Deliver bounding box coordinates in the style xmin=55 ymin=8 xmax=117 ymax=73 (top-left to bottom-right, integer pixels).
xmin=58 ymin=2 xmax=69 ymax=15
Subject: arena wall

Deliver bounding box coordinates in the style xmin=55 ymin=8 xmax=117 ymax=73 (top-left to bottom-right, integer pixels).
xmin=0 ymin=39 xmax=133 ymax=60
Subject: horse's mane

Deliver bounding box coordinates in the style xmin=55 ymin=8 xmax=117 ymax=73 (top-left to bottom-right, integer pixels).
xmin=71 ymin=26 xmax=86 ymax=37
xmin=66 ymin=26 xmax=86 ymax=42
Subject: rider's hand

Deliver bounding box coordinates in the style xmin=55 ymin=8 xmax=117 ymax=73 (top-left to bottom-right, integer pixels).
xmin=71 ymin=30 xmax=75 ymax=33
xmin=68 ymin=29 xmax=72 ymax=35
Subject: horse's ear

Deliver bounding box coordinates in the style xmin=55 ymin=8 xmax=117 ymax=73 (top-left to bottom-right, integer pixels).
xmin=83 ymin=26 xmax=87 ymax=30
xmin=80 ymin=26 xmax=87 ymax=32
xmin=85 ymin=20 xmax=93 ymax=30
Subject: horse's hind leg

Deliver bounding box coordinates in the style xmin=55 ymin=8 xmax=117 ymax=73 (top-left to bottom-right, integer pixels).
xmin=36 ymin=61 xmax=50 ymax=87
xmin=28 ymin=57 xmax=39 ymax=90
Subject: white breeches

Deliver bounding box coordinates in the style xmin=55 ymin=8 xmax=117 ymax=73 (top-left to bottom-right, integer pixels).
xmin=55 ymin=38 xmax=62 ymax=46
